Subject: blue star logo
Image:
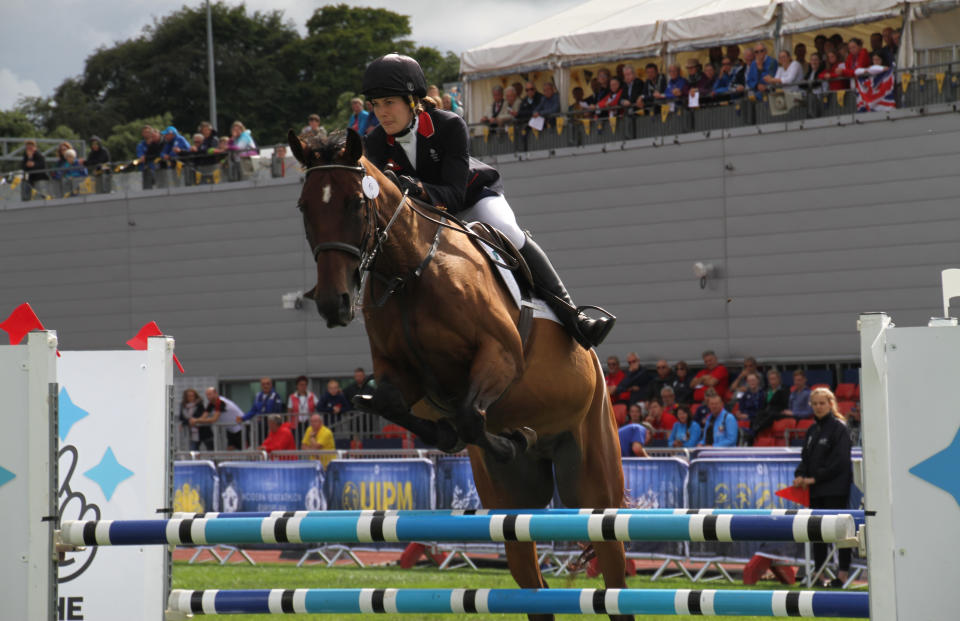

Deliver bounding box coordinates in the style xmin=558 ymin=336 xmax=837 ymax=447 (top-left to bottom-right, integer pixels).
xmin=909 ymin=427 xmax=960 ymax=507
xmin=0 ymin=465 xmax=14 ymax=489
xmin=83 ymin=447 xmax=134 ymax=501
xmin=59 ymin=388 xmax=90 ymax=441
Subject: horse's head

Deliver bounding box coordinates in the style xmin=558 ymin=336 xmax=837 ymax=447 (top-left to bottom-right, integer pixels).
xmin=288 ymin=128 xmax=372 ymax=327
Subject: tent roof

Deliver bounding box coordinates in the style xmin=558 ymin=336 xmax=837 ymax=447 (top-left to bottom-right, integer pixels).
xmin=460 ymin=0 xmax=909 ymax=75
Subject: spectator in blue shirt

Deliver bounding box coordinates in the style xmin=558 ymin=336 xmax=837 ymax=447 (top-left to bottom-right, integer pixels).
xmin=746 ymin=43 xmax=777 ymax=97
xmin=662 ymin=64 xmax=689 ymax=101
xmin=785 ymin=370 xmax=813 ymax=418
xmin=242 ymin=377 xmax=285 ymax=421
xmin=700 ymin=393 xmax=739 ymax=447
xmin=668 ymin=406 xmax=701 ymax=448
xmin=364 ymin=101 xmax=380 ymax=134
xmin=318 ymin=379 xmax=351 ymax=425
xmin=532 ymin=81 xmax=560 ymax=120
xmin=737 ymin=372 xmax=767 ymax=423
xmin=618 ymin=422 xmax=648 ymax=457
xmin=713 ymin=56 xmax=745 ymax=100
xmin=160 ymin=126 xmax=191 ymax=166
xmin=136 ymin=125 xmax=163 ymax=189
xmin=347 ymin=98 xmax=370 ymax=136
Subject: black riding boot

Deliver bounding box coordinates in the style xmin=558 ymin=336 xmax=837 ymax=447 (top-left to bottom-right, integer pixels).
xmin=519 ymin=234 xmax=615 ymax=349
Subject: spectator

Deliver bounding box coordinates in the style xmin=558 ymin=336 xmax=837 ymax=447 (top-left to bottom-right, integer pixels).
xmin=532 ymin=81 xmax=560 ymax=124
xmin=203 ymin=386 xmax=244 ymax=449
xmin=426 ymin=84 xmax=441 ymax=104
xmin=690 ymin=350 xmax=730 ymax=403
xmin=568 ymin=86 xmax=588 ymax=116
xmin=700 ymin=393 xmax=739 ymax=447
xmin=441 ymin=93 xmax=462 ymax=116
xmin=364 ymin=101 xmax=380 ymax=134
xmin=242 ymin=377 xmax=285 ymax=422
xmin=160 ymin=126 xmax=190 ymax=169
xmin=190 ymin=122 xmax=220 ymax=184
xmin=495 ymin=86 xmax=520 ymax=127
xmin=20 ymin=139 xmax=50 ymax=201
xmin=736 ymin=48 xmax=754 ymax=93
xmin=589 ymin=68 xmax=612 ymax=105
xmin=830 ymin=34 xmax=846 ymax=59
xmin=620 ymin=65 xmax=644 ymax=111
xmin=317 ymin=379 xmax=351 ymax=425
xmin=660 ymin=386 xmax=679 ymax=418
xmin=301 ymin=412 xmax=336 ymax=467
xmin=881 ymin=27 xmax=898 ymax=66
xmin=841 ymin=38 xmax=871 ymax=81
xmin=287 ymin=375 xmax=318 ymax=435
xmin=814 ymin=34 xmax=828 ymax=57
xmin=179 ymin=388 xmax=210 ymax=450
xmin=793 ymin=387 xmax=852 ymax=587
xmin=713 ymin=56 xmax=744 ymax=100
xmin=641 ymin=63 xmax=667 ymax=107
xmin=804 ymin=53 xmax=826 ymax=93
xmin=301 ymin=113 xmax=327 ymax=139
xmin=751 ymin=368 xmax=791 ymax=436
xmin=84 ymin=135 xmax=111 ymax=193
xmin=649 ymin=399 xmax=677 ymax=432
xmin=480 ymin=86 xmax=505 ymax=127
xmin=222 ymin=120 xmax=257 ymax=182
xmin=661 ymin=65 xmax=689 ymax=101
xmin=765 ymin=50 xmax=803 ymax=90
xmin=747 ymin=43 xmax=777 ymax=96
xmin=693 ymin=387 xmax=718 ymax=425
xmin=794 ymin=43 xmax=809 ymax=74
xmin=784 ymin=370 xmax=813 ymax=419
xmin=347 ymin=97 xmax=371 ymax=135
xmin=685 ymin=59 xmax=712 ymax=96
xmin=57 ymin=148 xmax=88 ymax=197
xmin=646 ymin=359 xmax=675 ymax=401
xmin=270 ymin=144 xmax=287 ymax=178
xmin=696 ymin=63 xmax=718 ymax=103
xmin=136 ymin=125 xmax=163 ymax=190
xmin=668 ymin=405 xmax=701 ymax=448
xmin=55 ymin=141 xmax=73 ymax=167
xmin=736 ymin=372 xmax=766 ymax=425
xmin=604 ymin=356 xmax=625 ymax=396
xmin=517 ymin=81 xmax=542 ymax=124
xmin=618 ymin=419 xmax=648 ymax=457
xmin=597 ymin=77 xmax=623 ymax=116
xmin=708 ymin=46 xmax=725 ymax=72
xmin=729 ymin=356 xmax=762 ymax=395
xmin=343 ymin=367 xmax=373 ymax=404
xmin=626 ymin=402 xmax=644 ymax=425
xmin=819 ymin=51 xmax=848 ymax=91
xmin=727 ymin=43 xmax=742 ymax=67
xmin=671 ymin=360 xmax=694 ymax=404
xmin=511 ymin=81 xmax=525 ymax=102
xmin=260 ymin=414 xmax=296 ymax=456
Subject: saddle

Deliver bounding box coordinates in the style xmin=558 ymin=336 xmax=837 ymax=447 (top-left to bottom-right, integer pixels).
xmin=466 ymin=222 xmax=539 ymax=351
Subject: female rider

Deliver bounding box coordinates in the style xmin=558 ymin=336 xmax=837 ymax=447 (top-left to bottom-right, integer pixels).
xmin=361 ymin=53 xmax=614 ymax=349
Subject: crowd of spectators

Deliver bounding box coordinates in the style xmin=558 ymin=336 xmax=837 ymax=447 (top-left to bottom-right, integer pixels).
xmin=606 ymin=350 xmax=860 ymax=452
xmin=479 ymin=28 xmax=901 ymax=134
xmin=177 ymin=369 xmax=374 ymax=455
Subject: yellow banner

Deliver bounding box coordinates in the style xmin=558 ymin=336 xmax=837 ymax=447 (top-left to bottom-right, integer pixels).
xmin=900 ymin=72 xmax=911 ymax=92
xmin=532 ymin=128 xmax=539 ymax=139
xmin=506 ymin=125 xmax=515 ymax=142
xmin=581 ymin=118 xmax=591 ymax=136
xmin=660 ymin=106 xmax=669 ymax=123
xmin=82 ymin=177 xmax=93 ymax=194
xmin=936 ymin=72 xmax=945 ymax=94
xmin=483 ymin=126 xmax=490 ymax=142
xmin=10 ymin=175 xmax=21 ymax=190
xmin=555 ymin=116 xmax=565 ymax=134
xmin=837 ymin=90 xmax=845 ymax=107
xmin=609 ymin=116 xmax=617 ymax=133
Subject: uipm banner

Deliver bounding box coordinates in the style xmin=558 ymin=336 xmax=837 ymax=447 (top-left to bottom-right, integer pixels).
xmin=57 ymin=339 xmax=173 ymax=621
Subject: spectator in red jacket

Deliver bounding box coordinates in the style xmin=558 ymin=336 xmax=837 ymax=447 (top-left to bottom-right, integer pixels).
xmin=690 ymin=350 xmax=730 ymax=403
xmin=261 ymin=414 xmax=295 ymax=457
xmin=605 ymin=356 xmax=625 ymax=396
xmin=841 ymin=38 xmax=871 ymax=79
xmin=818 ymin=51 xmax=847 ymax=91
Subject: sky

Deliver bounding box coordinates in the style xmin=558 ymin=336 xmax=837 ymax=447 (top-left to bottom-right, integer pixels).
xmin=0 ymin=0 xmax=582 ymax=111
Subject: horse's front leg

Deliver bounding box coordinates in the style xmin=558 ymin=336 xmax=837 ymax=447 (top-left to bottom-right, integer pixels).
xmin=456 ymin=339 xmax=533 ymax=462
xmin=354 ymin=357 xmax=461 ymax=452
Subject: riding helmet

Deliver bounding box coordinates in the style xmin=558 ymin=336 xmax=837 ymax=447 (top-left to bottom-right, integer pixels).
xmin=361 ymin=53 xmax=428 ymax=100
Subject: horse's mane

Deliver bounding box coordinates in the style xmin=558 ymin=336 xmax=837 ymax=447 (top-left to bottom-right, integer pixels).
xmin=302 ymin=129 xmax=347 ymax=164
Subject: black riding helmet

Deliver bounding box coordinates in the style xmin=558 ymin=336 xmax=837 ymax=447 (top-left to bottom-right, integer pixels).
xmin=361 ymin=53 xmax=428 ymax=100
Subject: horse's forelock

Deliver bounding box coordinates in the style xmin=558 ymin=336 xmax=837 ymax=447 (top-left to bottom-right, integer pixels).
xmin=304 ymin=130 xmax=348 ymax=164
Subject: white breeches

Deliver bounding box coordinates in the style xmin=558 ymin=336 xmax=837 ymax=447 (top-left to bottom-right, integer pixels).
xmin=459 ymin=194 xmax=526 ymax=249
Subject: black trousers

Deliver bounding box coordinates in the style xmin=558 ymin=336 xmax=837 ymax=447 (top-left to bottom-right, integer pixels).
xmin=810 ymin=493 xmax=852 ymax=572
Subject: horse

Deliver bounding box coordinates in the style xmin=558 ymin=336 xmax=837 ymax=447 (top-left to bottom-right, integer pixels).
xmin=288 ymin=128 xmax=632 ymax=621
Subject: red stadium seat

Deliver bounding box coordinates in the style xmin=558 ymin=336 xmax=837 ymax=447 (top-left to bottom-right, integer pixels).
xmin=795 ymin=418 xmax=815 ymax=431
xmin=772 ymin=418 xmax=796 ymax=446
xmin=754 ymin=429 xmax=777 ymax=446
xmin=837 ymin=400 xmax=856 ymax=415
xmin=854 ymin=384 xmax=860 ymax=399
xmin=613 ymin=403 xmax=627 ymax=426
xmin=738 ymin=419 xmax=750 ymax=428
xmin=835 ymin=383 xmax=856 ymax=400
xmin=380 ymin=424 xmax=407 ymax=439
xmin=811 ymin=383 xmax=831 ymax=391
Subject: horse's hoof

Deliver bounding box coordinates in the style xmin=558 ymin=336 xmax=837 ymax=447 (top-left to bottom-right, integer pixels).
xmin=437 ymin=420 xmax=466 ymax=453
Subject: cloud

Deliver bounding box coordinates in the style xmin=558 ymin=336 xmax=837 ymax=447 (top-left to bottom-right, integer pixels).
xmin=0 ymin=68 xmax=41 ymax=110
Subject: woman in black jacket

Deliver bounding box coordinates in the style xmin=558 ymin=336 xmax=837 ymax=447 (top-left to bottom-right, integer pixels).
xmin=794 ymin=386 xmax=853 ymax=586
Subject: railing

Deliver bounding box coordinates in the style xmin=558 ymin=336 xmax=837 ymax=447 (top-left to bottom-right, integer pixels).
xmin=469 ymin=62 xmax=959 ymax=158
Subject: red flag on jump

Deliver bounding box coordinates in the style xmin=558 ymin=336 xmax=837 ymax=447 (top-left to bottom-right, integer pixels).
xmin=0 ymin=303 xmax=60 ymax=356
xmin=127 ymin=321 xmax=185 ymax=373
xmin=775 ymin=485 xmax=810 ymax=508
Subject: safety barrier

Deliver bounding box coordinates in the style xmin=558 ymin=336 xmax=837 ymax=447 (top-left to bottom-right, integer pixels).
xmin=167 ymin=587 xmax=869 ymax=617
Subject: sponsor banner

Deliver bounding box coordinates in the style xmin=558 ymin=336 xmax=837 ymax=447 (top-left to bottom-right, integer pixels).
xmin=325 ymin=459 xmax=435 ymax=510
xmin=173 ymin=460 xmax=219 ymax=513
xmin=219 ymin=461 xmax=326 ymax=513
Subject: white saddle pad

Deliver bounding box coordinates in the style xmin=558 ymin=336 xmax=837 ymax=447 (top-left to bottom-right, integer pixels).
xmin=475 ymin=229 xmax=561 ymax=325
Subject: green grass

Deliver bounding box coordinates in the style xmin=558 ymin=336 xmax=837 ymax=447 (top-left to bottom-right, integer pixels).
xmin=173 ymin=562 xmax=858 ymax=620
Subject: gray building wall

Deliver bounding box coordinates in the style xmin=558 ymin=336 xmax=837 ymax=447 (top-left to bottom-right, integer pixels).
xmin=2 ymin=109 xmax=959 ymax=379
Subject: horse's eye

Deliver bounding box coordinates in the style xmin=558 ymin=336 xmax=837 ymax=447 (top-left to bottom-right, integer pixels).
xmin=347 ymin=196 xmax=363 ymax=211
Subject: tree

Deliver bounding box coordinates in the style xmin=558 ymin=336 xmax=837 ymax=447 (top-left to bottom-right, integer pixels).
xmin=103 ymin=113 xmax=173 ymax=163
xmin=0 ymin=110 xmax=37 ymax=138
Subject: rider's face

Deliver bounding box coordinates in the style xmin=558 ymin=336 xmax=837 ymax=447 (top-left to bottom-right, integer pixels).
xmin=371 ymin=97 xmax=414 ymax=136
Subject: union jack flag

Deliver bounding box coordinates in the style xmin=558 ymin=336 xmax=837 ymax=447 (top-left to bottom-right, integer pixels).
xmin=855 ymin=68 xmax=896 ymax=112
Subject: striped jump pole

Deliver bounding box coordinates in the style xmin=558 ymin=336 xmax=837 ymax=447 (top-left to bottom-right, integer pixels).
xmin=61 ymin=513 xmax=857 ymax=546
xmin=174 ymin=508 xmax=867 ymax=525
xmin=167 ymin=588 xmax=869 ymax=617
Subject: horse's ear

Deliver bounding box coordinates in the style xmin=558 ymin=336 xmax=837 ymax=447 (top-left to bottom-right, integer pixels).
xmin=345 ymin=128 xmax=363 ymax=163
xmin=288 ymin=129 xmax=307 ymax=165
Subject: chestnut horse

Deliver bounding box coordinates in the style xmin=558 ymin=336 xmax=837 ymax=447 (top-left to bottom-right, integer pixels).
xmin=288 ymin=129 xmax=630 ymax=621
